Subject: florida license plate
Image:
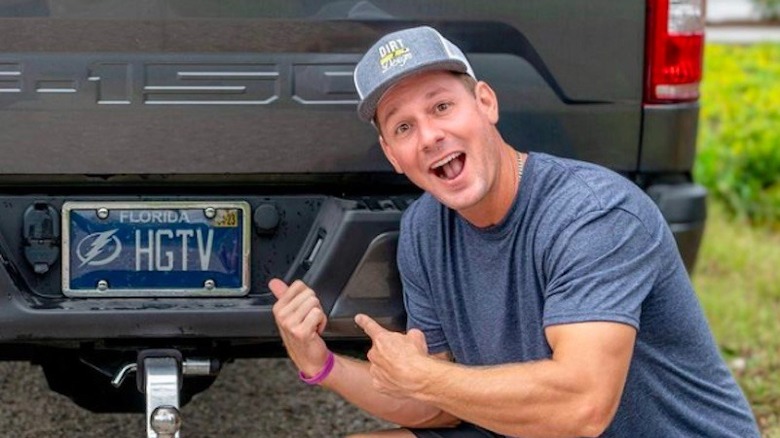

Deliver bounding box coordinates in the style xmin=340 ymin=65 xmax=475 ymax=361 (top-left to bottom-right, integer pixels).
xmin=62 ymin=201 xmax=250 ymax=297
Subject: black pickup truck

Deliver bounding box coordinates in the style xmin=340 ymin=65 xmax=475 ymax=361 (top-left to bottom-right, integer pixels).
xmin=0 ymin=0 xmax=706 ymax=434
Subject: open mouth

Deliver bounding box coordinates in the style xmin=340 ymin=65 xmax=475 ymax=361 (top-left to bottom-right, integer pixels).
xmin=431 ymin=152 xmax=466 ymax=181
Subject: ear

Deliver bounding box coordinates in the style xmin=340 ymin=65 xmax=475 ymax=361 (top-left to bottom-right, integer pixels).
xmin=379 ymin=135 xmax=404 ymax=174
xmin=475 ymin=81 xmax=500 ymax=124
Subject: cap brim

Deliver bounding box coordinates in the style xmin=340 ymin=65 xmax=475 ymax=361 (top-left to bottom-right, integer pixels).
xmin=357 ymin=59 xmax=470 ymax=123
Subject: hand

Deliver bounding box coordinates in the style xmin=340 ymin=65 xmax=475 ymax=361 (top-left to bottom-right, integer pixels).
xmin=269 ymin=279 xmax=330 ymax=377
xmin=355 ymin=313 xmax=430 ymax=398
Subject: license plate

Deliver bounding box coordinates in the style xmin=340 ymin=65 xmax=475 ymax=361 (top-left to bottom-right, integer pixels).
xmin=62 ymin=201 xmax=250 ymax=297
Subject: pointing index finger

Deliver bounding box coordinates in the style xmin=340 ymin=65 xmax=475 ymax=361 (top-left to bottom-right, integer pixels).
xmin=355 ymin=314 xmax=387 ymax=339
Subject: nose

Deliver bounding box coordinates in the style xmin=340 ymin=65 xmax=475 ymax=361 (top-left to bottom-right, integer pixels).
xmin=417 ymin=117 xmax=445 ymax=153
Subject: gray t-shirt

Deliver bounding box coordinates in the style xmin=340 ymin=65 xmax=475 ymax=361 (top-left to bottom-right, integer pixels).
xmin=399 ymin=152 xmax=759 ymax=437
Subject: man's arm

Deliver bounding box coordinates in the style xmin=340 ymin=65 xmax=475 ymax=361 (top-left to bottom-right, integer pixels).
xmin=321 ymin=351 xmax=460 ymax=428
xmin=357 ymin=315 xmax=636 ymax=438
xmin=269 ymin=279 xmax=459 ymax=429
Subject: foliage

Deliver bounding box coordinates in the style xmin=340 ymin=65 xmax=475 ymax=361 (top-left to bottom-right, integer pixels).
xmin=693 ymin=202 xmax=780 ymax=436
xmin=750 ymin=0 xmax=780 ymax=20
xmin=694 ymin=43 xmax=780 ymax=225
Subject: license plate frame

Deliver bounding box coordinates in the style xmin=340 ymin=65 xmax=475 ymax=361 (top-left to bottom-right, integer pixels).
xmin=62 ymin=201 xmax=251 ymax=297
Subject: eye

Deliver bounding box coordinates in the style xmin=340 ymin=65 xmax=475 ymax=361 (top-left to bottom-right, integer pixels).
xmin=435 ymin=101 xmax=452 ymax=113
xmin=394 ymin=123 xmax=411 ymax=136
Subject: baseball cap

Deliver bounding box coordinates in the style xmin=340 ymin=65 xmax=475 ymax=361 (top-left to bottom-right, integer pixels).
xmin=354 ymin=26 xmax=476 ymax=123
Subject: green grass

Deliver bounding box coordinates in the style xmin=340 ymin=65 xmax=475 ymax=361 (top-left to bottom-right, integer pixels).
xmin=693 ymin=42 xmax=780 ymax=436
xmin=693 ymin=202 xmax=780 ymax=436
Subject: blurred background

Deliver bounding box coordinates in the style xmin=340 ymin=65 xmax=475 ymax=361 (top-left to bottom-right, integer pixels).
xmin=694 ymin=0 xmax=780 ymax=436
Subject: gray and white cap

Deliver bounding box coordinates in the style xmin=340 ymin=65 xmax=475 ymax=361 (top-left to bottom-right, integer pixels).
xmin=354 ymin=26 xmax=476 ymax=123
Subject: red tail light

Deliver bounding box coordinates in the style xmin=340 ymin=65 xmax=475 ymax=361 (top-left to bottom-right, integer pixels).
xmin=645 ymin=0 xmax=705 ymax=103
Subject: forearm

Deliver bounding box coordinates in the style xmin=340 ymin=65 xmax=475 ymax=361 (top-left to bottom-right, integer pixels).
xmin=413 ymin=359 xmax=616 ymax=438
xmin=322 ymin=353 xmax=459 ymax=429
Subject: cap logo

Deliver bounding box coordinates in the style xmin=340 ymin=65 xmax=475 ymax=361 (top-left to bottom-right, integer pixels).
xmin=378 ymin=39 xmax=412 ymax=73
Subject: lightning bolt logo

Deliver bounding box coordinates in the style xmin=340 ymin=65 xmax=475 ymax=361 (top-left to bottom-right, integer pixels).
xmin=77 ymin=229 xmax=123 ymax=267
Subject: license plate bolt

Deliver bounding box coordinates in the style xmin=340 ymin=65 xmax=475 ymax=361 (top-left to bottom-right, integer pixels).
xmin=97 ymin=279 xmax=109 ymax=291
xmin=204 ymin=207 xmax=216 ymax=219
xmin=96 ymin=208 xmax=109 ymax=220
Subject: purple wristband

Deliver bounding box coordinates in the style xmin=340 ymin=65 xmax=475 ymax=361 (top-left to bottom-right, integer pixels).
xmin=299 ymin=351 xmax=335 ymax=385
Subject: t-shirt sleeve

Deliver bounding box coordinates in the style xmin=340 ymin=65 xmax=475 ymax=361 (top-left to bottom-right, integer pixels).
xmin=397 ymin=211 xmax=449 ymax=355
xmin=542 ymin=208 xmax=662 ymax=330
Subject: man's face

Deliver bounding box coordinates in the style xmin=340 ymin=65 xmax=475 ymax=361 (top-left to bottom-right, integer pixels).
xmin=376 ymin=70 xmax=501 ymax=214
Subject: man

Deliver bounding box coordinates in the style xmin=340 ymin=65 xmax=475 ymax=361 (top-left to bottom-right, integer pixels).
xmin=269 ymin=26 xmax=759 ymax=437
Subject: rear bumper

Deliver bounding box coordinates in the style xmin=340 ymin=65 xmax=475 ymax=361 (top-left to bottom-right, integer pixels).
xmin=647 ymin=183 xmax=707 ymax=273
xmin=0 ymin=184 xmax=705 ymax=347
xmin=0 ymin=196 xmax=406 ymax=345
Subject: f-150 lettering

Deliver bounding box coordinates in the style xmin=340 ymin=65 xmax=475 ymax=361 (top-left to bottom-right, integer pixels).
xmin=0 ymin=57 xmax=360 ymax=106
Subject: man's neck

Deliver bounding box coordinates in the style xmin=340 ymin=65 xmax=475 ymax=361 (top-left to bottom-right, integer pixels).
xmin=458 ymin=145 xmax=523 ymax=228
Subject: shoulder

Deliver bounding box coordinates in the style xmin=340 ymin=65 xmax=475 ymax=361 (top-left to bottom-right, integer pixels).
xmin=524 ymin=153 xmax=672 ymax=275
xmin=529 ymin=153 xmax=663 ymax=232
xmin=531 ymin=153 xmax=642 ymax=203
xmin=398 ymin=193 xmax=443 ymax=264
xmin=400 ymin=192 xmax=444 ymax=237
xmin=397 ymin=193 xmax=453 ymax=293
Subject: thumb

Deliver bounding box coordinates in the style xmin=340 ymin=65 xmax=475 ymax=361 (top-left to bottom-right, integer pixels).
xmin=407 ymin=328 xmax=428 ymax=350
xmin=268 ymin=278 xmax=289 ymax=299
xmin=355 ymin=314 xmax=388 ymax=339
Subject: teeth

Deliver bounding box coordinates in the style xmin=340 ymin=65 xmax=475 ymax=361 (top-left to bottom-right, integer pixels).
xmin=431 ymin=152 xmax=461 ymax=170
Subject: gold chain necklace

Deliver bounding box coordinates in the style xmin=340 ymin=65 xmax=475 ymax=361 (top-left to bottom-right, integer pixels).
xmin=516 ymin=150 xmax=526 ymax=188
